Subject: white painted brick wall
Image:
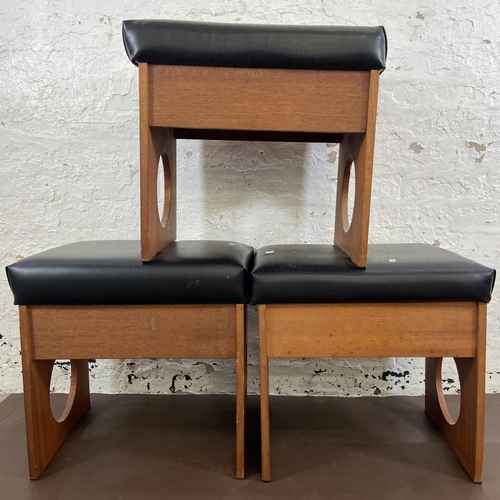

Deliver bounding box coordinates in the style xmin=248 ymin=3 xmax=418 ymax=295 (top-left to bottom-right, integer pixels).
xmin=1 ymin=1 xmax=498 ymax=397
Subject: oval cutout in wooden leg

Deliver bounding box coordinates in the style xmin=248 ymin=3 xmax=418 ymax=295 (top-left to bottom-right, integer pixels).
xmin=157 ymin=152 xmax=172 ymax=229
xmin=49 ymin=360 xmax=79 ymax=423
xmin=341 ymin=156 xmax=356 ymax=233
xmin=435 ymin=357 xmax=461 ymax=425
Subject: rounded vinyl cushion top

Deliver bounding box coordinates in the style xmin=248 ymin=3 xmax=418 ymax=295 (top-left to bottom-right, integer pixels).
xmin=122 ymin=20 xmax=387 ymax=72
xmin=250 ymin=244 xmax=495 ymax=305
xmin=6 ymin=240 xmax=254 ymax=305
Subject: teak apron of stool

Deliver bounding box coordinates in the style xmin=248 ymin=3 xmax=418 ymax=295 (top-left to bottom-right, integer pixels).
xmin=251 ymin=244 xmax=495 ymax=482
xmin=6 ymin=240 xmax=253 ymax=479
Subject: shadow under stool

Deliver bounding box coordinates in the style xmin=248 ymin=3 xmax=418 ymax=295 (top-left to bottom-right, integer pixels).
xmin=251 ymin=243 xmax=496 ymax=482
xmin=6 ymin=240 xmax=254 ymax=479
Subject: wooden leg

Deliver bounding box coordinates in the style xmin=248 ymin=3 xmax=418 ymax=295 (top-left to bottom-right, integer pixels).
xmin=425 ymin=304 xmax=486 ymax=483
xmin=19 ymin=306 xmax=90 ymax=479
xmin=235 ymin=304 xmax=247 ymax=479
xmin=259 ymin=305 xmax=271 ymax=481
xmin=333 ymin=70 xmax=379 ymax=268
xmin=139 ymin=63 xmax=177 ymax=261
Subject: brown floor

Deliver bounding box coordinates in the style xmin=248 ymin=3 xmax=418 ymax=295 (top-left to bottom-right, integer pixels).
xmin=1 ymin=393 xmax=500 ymax=500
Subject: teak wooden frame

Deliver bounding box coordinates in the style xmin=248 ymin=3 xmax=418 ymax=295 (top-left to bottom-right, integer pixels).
xmin=138 ymin=63 xmax=380 ymax=266
xmin=19 ymin=304 xmax=247 ymax=480
xmin=259 ymin=302 xmax=487 ymax=483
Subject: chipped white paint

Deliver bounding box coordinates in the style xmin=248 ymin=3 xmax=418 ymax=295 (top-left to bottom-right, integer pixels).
xmin=0 ymin=1 xmax=499 ymax=398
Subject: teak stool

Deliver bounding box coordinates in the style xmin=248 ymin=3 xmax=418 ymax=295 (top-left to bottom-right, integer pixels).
xmin=251 ymin=244 xmax=496 ymax=482
xmin=122 ymin=20 xmax=387 ymax=266
xmin=6 ymin=240 xmax=253 ymax=479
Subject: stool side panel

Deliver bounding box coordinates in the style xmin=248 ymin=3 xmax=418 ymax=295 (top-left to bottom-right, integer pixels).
xmin=334 ymin=70 xmax=379 ymax=266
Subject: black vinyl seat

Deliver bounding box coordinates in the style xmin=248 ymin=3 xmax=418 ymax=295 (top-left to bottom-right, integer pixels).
xmin=250 ymin=244 xmax=495 ymax=305
xmin=122 ymin=20 xmax=387 ymax=71
xmin=6 ymin=240 xmax=254 ymax=305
